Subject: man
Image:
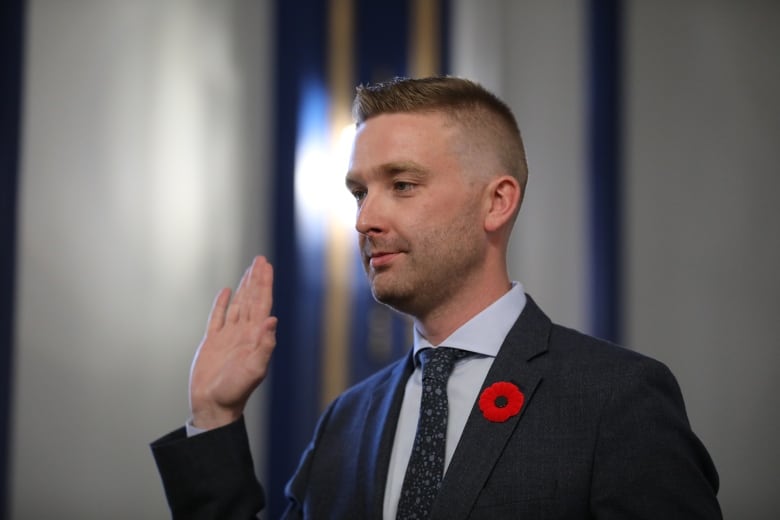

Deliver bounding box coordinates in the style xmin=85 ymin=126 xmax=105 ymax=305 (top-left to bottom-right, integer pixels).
xmin=152 ymin=76 xmax=721 ymax=519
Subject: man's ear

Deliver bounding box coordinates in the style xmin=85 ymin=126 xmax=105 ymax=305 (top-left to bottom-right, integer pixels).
xmin=484 ymin=175 xmax=521 ymax=233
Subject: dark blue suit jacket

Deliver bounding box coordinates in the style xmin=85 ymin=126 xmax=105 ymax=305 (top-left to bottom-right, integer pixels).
xmin=152 ymin=296 xmax=721 ymax=519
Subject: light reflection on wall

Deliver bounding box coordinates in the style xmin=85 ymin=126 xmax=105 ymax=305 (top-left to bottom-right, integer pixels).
xmin=294 ymin=84 xmax=357 ymax=248
xmin=292 ymin=82 xmax=360 ymax=405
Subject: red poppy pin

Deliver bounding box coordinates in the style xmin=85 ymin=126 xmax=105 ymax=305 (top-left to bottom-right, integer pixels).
xmin=478 ymin=381 xmax=525 ymax=423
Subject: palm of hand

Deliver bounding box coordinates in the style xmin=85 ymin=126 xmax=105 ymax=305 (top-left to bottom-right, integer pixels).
xmin=188 ymin=256 xmax=278 ymax=430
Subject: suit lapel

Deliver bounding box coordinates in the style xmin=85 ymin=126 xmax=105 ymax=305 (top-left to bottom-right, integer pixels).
xmin=430 ymin=296 xmax=552 ymax=520
xmin=359 ymin=352 xmax=415 ymax=518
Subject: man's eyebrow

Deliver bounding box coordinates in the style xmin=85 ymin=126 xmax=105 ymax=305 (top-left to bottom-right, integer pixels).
xmin=381 ymin=161 xmax=428 ymax=176
xmin=346 ymin=161 xmax=429 ymax=185
xmin=345 ymin=172 xmax=361 ymax=189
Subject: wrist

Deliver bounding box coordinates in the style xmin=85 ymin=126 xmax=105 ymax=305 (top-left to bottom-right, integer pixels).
xmin=190 ymin=407 xmax=241 ymax=431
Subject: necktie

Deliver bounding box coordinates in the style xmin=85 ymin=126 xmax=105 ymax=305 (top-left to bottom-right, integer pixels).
xmin=396 ymin=347 xmax=470 ymax=520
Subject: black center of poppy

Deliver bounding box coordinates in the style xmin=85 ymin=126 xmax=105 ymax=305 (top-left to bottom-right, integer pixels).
xmin=494 ymin=395 xmax=508 ymax=408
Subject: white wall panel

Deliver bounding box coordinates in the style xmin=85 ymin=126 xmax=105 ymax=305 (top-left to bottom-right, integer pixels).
xmin=452 ymin=0 xmax=588 ymax=331
xmin=626 ymin=1 xmax=780 ymax=516
xmin=12 ymin=1 xmax=272 ymax=517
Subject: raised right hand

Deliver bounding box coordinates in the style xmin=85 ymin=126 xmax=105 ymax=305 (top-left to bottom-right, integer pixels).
xmin=188 ymin=256 xmax=278 ymax=430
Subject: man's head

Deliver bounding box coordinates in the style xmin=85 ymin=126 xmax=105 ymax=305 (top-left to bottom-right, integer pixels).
xmin=352 ymin=76 xmax=528 ymax=207
xmin=346 ymin=76 xmax=526 ymax=330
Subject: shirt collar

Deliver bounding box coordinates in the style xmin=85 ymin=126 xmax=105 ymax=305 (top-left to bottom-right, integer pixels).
xmin=413 ymin=282 xmax=526 ymax=363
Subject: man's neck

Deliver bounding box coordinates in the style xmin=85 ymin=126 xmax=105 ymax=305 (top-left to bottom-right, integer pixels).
xmin=413 ymin=276 xmax=512 ymax=345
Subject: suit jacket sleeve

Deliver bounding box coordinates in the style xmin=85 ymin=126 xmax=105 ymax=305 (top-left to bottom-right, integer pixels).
xmin=589 ymin=357 xmax=722 ymax=519
xmin=150 ymin=416 xmax=266 ymax=519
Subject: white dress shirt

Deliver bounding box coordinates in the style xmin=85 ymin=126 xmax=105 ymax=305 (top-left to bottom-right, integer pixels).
xmin=382 ymin=283 xmax=526 ymax=520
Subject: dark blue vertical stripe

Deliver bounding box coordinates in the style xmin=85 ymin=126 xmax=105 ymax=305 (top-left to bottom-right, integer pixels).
xmin=354 ymin=1 xmax=411 ymax=84
xmin=588 ymin=0 xmax=623 ymax=343
xmin=270 ymin=0 xmax=327 ymax=517
xmin=1 ymin=0 xmax=25 ymax=517
xmin=439 ymin=0 xmax=452 ymax=75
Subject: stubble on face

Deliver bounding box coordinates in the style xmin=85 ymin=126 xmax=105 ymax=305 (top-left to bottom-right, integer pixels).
xmin=362 ymin=188 xmax=486 ymax=320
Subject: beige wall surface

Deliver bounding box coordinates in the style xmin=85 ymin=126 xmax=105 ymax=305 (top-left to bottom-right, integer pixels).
xmin=625 ymin=1 xmax=780 ymax=517
xmin=12 ymin=1 xmax=272 ymax=518
xmin=453 ymin=0 xmax=588 ymax=331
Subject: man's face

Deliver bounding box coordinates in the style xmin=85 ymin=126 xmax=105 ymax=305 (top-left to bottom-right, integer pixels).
xmin=345 ymin=112 xmax=488 ymax=318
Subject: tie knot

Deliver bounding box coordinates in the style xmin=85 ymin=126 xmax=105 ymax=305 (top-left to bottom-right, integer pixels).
xmin=418 ymin=347 xmax=470 ymax=382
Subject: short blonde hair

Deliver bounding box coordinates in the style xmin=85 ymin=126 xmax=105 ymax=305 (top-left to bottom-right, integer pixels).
xmin=352 ymin=76 xmax=528 ymax=194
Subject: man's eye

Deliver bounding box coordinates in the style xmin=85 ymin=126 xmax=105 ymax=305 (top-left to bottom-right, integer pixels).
xmin=394 ymin=182 xmax=414 ymax=192
xmin=352 ymin=189 xmax=367 ymax=202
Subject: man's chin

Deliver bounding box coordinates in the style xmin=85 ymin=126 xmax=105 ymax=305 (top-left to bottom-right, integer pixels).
xmin=370 ymin=284 xmax=413 ymax=314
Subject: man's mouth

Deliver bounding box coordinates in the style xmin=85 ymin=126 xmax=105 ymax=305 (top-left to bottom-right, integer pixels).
xmin=368 ymin=251 xmax=400 ymax=268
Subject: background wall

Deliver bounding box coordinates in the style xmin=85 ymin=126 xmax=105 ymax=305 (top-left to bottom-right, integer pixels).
xmin=453 ymin=0 xmax=589 ymax=331
xmin=11 ymin=1 xmax=272 ymax=517
xmin=8 ymin=0 xmax=779 ymax=518
xmin=624 ymin=1 xmax=780 ymax=517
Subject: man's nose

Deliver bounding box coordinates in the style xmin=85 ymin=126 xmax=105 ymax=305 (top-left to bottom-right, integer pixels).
xmin=355 ymin=192 xmax=386 ymax=236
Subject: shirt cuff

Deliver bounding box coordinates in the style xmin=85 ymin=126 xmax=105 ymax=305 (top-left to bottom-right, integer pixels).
xmin=185 ymin=419 xmax=207 ymax=438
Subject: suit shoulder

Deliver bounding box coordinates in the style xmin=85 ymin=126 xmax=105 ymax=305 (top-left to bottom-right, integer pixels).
xmin=546 ymin=322 xmax=676 ymax=381
xmin=518 ymin=296 xmax=672 ymax=379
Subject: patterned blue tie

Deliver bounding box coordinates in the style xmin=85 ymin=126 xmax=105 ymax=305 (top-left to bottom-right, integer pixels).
xmin=396 ymin=347 xmax=470 ymax=520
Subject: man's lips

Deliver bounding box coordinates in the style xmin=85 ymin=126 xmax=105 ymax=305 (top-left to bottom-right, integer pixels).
xmin=368 ymin=251 xmax=400 ymax=268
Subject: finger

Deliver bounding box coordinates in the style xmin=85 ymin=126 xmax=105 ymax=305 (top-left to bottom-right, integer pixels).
xmin=233 ymin=263 xmax=254 ymax=307
xmin=262 ymin=260 xmax=274 ymax=313
xmin=262 ymin=316 xmax=278 ymax=344
xmin=250 ymin=317 xmax=278 ymax=379
xmin=248 ymin=257 xmax=273 ymax=321
xmin=226 ymin=301 xmax=241 ymax=323
xmin=251 ymin=316 xmax=277 ymax=352
xmin=207 ymin=288 xmax=232 ymax=332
